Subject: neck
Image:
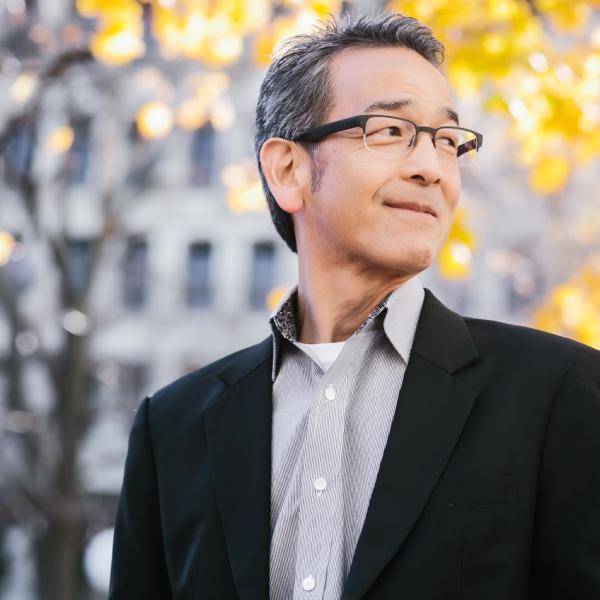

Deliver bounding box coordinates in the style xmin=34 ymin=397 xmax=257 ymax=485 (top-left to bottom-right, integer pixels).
xmin=295 ymin=246 xmax=416 ymax=344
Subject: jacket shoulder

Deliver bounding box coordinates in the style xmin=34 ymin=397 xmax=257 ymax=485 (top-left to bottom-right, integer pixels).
xmin=464 ymin=314 xmax=600 ymax=366
xmin=143 ymin=336 xmax=272 ymax=424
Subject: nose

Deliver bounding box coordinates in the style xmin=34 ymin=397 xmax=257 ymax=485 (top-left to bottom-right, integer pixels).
xmin=405 ymin=130 xmax=442 ymax=185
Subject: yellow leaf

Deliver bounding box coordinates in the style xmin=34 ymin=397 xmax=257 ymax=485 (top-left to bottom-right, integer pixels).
xmin=77 ymin=0 xmax=141 ymax=20
xmin=90 ymin=20 xmax=145 ymax=65
xmin=543 ymin=1 xmax=592 ymax=31
xmin=0 ymin=231 xmax=16 ymax=266
xmin=575 ymin=130 xmax=600 ymax=164
xmin=484 ymin=93 xmax=509 ymax=114
xmin=437 ymin=206 xmax=476 ymax=280
xmin=309 ymin=0 xmax=342 ymax=18
xmin=136 ymin=101 xmax=173 ymax=139
xmin=448 ymin=61 xmax=482 ymax=97
xmin=437 ymin=242 xmax=472 ymax=280
xmin=267 ymin=284 xmax=293 ymax=312
xmin=533 ymin=259 xmax=600 ymax=349
xmin=529 ymin=154 xmax=570 ymax=195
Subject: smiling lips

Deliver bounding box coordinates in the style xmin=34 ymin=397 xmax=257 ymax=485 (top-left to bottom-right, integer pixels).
xmin=382 ymin=200 xmax=438 ymax=218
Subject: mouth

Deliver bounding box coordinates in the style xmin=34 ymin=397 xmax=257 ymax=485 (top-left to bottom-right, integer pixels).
xmin=382 ymin=200 xmax=438 ymax=219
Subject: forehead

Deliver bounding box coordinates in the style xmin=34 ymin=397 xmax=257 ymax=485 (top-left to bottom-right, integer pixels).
xmin=326 ymin=46 xmax=455 ymax=121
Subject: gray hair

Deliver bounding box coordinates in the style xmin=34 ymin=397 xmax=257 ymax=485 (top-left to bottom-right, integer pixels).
xmin=253 ymin=11 xmax=446 ymax=253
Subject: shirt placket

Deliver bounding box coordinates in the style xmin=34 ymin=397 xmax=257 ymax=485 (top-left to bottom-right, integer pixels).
xmin=292 ymin=345 xmax=355 ymax=599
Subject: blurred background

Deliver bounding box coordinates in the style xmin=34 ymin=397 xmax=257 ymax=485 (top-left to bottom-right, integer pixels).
xmin=0 ymin=0 xmax=599 ymax=598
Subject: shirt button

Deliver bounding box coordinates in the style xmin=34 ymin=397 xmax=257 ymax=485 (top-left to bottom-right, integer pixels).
xmin=324 ymin=385 xmax=336 ymax=400
xmin=313 ymin=477 xmax=327 ymax=492
xmin=302 ymin=575 xmax=316 ymax=591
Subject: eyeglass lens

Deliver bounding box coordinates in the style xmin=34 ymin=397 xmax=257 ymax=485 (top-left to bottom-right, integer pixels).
xmin=363 ymin=116 xmax=479 ymax=165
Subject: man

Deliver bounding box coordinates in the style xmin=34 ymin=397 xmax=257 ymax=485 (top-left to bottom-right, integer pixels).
xmin=109 ymin=12 xmax=600 ymax=600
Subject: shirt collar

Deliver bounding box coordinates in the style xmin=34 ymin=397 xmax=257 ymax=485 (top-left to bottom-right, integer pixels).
xmin=268 ymin=275 xmax=425 ymax=382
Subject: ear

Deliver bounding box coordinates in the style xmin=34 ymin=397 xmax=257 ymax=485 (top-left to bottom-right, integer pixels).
xmin=259 ymin=138 xmax=311 ymax=215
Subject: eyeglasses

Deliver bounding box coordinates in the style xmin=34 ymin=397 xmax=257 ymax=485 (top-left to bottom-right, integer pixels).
xmin=292 ymin=114 xmax=483 ymax=166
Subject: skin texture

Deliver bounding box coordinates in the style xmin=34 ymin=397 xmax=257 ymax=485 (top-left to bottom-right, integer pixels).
xmin=259 ymin=46 xmax=462 ymax=343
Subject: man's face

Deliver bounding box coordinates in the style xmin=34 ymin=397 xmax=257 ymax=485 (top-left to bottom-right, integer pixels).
xmin=300 ymin=46 xmax=462 ymax=276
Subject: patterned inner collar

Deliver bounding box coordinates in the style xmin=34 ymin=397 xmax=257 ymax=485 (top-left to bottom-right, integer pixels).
xmin=268 ymin=277 xmax=425 ymax=382
xmin=270 ymin=287 xmax=391 ymax=344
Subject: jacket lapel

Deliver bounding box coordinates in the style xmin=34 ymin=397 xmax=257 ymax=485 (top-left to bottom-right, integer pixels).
xmin=204 ymin=336 xmax=273 ymax=600
xmin=342 ymin=288 xmax=480 ymax=600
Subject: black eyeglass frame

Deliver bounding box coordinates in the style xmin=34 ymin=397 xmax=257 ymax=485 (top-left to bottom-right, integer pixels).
xmin=292 ymin=114 xmax=484 ymax=159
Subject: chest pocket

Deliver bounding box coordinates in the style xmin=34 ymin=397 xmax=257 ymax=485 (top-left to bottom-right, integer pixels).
xmin=451 ymin=474 xmax=517 ymax=508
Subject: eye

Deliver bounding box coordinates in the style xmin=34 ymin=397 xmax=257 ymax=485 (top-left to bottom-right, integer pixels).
xmin=438 ymin=135 xmax=457 ymax=147
xmin=385 ymin=126 xmax=403 ymax=136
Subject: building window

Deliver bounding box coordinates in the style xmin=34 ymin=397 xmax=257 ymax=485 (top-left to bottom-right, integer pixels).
xmin=2 ymin=232 xmax=31 ymax=294
xmin=126 ymin=122 xmax=157 ymax=189
xmin=249 ymin=241 xmax=275 ymax=310
xmin=190 ymin=124 xmax=215 ymax=186
xmin=122 ymin=236 xmax=148 ymax=310
xmin=67 ymin=117 xmax=91 ymax=183
xmin=65 ymin=237 xmax=92 ymax=298
xmin=4 ymin=121 xmax=32 ymax=185
xmin=186 ymin=241 xmax=213 ymax=308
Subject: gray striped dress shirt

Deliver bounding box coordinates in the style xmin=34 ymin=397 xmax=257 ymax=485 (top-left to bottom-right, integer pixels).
xmin=268 ymin=275 xmax=425 ymax=599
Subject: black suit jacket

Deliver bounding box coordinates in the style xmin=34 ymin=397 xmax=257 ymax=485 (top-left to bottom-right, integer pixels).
xmin=109 ymin=288 xmax=600 ymax=599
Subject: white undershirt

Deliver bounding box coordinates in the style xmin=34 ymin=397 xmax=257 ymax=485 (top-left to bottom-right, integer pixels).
xmin=293 ymin=340 xmax=347 ymax=371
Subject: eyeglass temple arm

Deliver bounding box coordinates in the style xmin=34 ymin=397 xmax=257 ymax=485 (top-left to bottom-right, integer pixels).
xmin=292 ymin=116 xmax=367 ymax=142
xmin=457 ymin=133 xmax=483 ymax=157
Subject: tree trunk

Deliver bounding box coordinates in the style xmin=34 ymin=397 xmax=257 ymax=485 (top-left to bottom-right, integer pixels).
xmin=33 ymin=330 xmax=93 ymax=600
xmin=34 ymin=509 xmax=86 ymax=600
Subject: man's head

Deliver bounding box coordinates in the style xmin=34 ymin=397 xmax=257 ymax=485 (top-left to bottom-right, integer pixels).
xmin=255 ymin=12 xmax=469 ymax=279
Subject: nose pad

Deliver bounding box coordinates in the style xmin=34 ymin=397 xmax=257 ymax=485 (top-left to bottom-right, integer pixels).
xmin=408 ymin=131 xmax=436 ymax=151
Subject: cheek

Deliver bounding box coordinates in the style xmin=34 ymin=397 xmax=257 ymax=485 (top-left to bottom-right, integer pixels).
xmin=442 ymin=170 xmax=461 ymax=208
xmin=326 ymin=151 xmax=384 ymax=194
xmin=315 ymin=149 xmax=386 ymax=214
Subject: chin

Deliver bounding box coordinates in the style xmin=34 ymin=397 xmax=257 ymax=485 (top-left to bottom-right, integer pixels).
xmin=360 ymin=243 xmax=435 ymax=275
xmin=388 ymin=236 xmax=437 ymax=263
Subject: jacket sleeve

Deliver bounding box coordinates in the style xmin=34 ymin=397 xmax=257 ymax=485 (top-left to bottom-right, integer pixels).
xmin=109 ymin=395 xmax=173 ymax=599
xmin=531 ymin=347 xmax=600 ymax=598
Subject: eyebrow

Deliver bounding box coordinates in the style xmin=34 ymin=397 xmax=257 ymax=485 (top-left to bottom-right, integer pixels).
xmin=363 ymin=98 xmax=460 ymax=126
